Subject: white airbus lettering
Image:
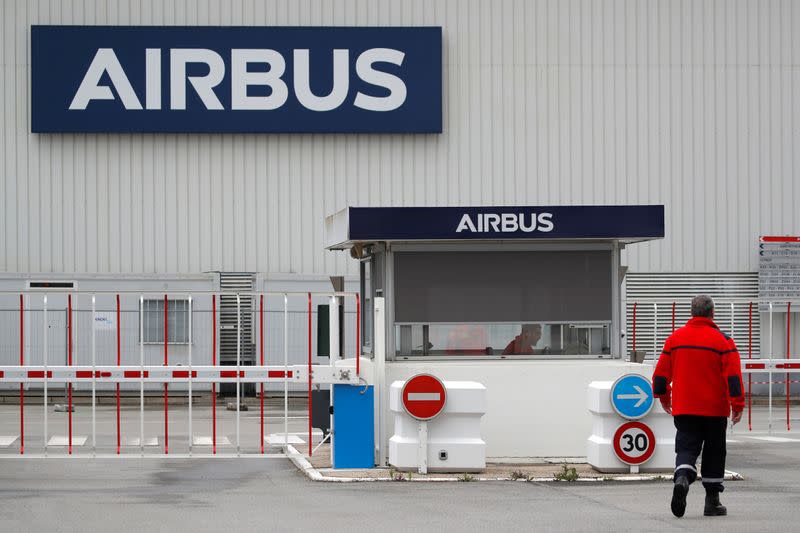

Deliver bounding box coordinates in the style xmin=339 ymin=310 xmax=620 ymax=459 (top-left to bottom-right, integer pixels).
xmin=70 ymin=47 xmax=408 ymax=112
xmin=455 ymin=213 xmax=555 ymax=233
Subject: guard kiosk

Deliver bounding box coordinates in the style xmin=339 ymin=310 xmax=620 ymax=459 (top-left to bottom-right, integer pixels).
xmin=325 ymin=205 xmax=664 ymax=463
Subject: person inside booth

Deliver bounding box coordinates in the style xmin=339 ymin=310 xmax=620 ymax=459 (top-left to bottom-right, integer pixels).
xmin=502 ymin=324 xmax=543 ymax=355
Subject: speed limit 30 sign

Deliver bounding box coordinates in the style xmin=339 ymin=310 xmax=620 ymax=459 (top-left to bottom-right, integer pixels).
xmin=613 ymin=421 xmax=656 ymax=465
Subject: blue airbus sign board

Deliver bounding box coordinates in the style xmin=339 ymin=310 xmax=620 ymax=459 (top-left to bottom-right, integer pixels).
xmin=326 ymin=205 xmax=665 ymax=246
xmin=31 ymin=25 xmax=442 ymax=133
xmin=610 ymin=374 xmax=654 ymax=420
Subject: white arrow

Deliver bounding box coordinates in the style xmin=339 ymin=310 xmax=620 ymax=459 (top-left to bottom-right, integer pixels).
xmin=616 ymin=386 xmax=648 ymax=408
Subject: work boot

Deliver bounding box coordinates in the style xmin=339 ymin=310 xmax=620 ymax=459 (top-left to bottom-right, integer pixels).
xmin=704 ymin=490 xmax=727 ymax=516
xmin=671 ymin=475 xmax=689 ymax=518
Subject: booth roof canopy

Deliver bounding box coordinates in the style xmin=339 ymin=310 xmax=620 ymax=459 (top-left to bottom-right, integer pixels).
xmin=324 ymin=205 xmax=665 ymax=249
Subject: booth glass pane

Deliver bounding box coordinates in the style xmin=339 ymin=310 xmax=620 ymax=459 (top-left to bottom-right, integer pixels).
xmin=394 ymin=322 xmax=611 ymax=358
xmin=393 ymin=250 xmax=613 ymax=323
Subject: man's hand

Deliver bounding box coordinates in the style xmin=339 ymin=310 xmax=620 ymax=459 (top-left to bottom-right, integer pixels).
xmin=659 ymin=397 xmax=672 ymax=415
xmin=731 ymin=410 xmax=743 ymax=425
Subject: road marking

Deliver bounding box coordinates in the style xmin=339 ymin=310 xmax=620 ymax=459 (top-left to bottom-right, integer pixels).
xmin=47 ymin=436 xmax=87 ymax=446
xmin=0 ymin=435 xmax=19 ymax=446
xmin=265 ymin=434 xmax=305 ymax=445
xmin=407 ymin=392 xmax=441 ymax=401
xmin=123 ymin=437 xmax=159 ymax=446
xmin=747 ymin=436 xmax=800 ymax=443
xmin=192 ymin=436 xmax=231 ymax=446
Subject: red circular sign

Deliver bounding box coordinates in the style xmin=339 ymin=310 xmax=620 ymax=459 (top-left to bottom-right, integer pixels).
xmin=613 ymin=421 xmax=656 ymax=465
xmin=402 ymin=374 xmax=447 ymax=421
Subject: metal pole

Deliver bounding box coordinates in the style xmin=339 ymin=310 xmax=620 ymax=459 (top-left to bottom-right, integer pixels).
xmin=236 ymin=293 xmax=241 ymax=456
xmin=356 ymin=292 xmax=360 ymax=376
xmin=308 ymin=292 xmax=313 ymax=457
xmin=91 ymin=294 xmax=96 ymax=456
xmin=212 ymin=294 xmax=217 ymax=455
xmin=748 ymin=302 xmax=753 ymax=431
xmin=787 ymin=301 xmax=792 ymax=432
xmin=164 ymin=294 xmax=169 ymax=455
xmin=68 ymin=293 xmax=73 ymax=455
xmin=188 ymin=296 xmax=193 ymax=455
xmin=116 ymin=294 xmax=121 ymax=454
xmin=43 ymin=295 xmax=48 ymax=456
xmin=140 ymin=295 xmax=144 ymax=456
xmin=19 ymin=294 xmax=24 ymax=455
xmin=653 ymin=303 xmax=658 ymax=360
xmin=260 ymin=293 xmax=264 ymax=455
xmin=284 ymin=293 xmax=288 ymax=452
xmin=769 ymin=302 xmax=774 ymax=433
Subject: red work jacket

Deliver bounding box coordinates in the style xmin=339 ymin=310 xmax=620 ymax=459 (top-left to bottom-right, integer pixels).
xmin=652 ymin=316 xmax=745 ymax=417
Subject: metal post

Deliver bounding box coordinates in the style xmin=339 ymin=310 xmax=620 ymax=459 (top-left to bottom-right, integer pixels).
xmin=91 ymin=294 xmax=96 ymax=456
xmin=140 ymin=295 xmax=144 ymax=456
xmin=43 ymin=295 xmax=48 ymax=456
xmin=418 ymin=421 xmax=428 ymax=474
xmin=68 ymin=293 xmax=73 ymax=455
xmin=356 ymin=292 xmax=361 ymax=376
xmin=19 ymin=294 xmax=24 ymax=455
xmin=260 ymin=293 xmax=265 ymax=454
xmin=632 ymin=302 xmax=637 ymax=355
xmin=308 ymin=292 xmax=313 ymax=457
xmin=284 ymin=293 xmax=289 ymax=452
xmin=212 ymin=294 xmax=217 ymax=455
xmin=374 ymin=297 xmax=386 ymax=466
xmin=236 ymin=293 xmax=241 ymax=456
xmin=748 ymin=302 xmax=753 ymax=431
xmin=653 ymin=303 xmax=658 ymax=360
xmin=787 ymin=301 xmax=792 ymax=432
xmin=164 ymin=294 xmax=169 ymax=455
xmin=188 ymin=296 xmax=193 ymax=455
xmin=769 ymin=302 xmax=774 ymax=433
xmin=116 ymin=294 xmax=121 ymax=454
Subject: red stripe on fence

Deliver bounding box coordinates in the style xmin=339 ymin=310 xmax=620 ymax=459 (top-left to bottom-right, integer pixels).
xmin=220 ymin=370 xmax=245 ymax=378
xmin=788 ymin=301 xmax=792 ymax=432
xmin=0 ymin=371 xmax=4 ymax=378
xmin=745 ymin=363 xmax=766 ymax=370
xmin=748 ymin=302 xmax=753 ymax=431
xmin=123 ymin=370 xmax=149 ymax=378
xmin=171 ymin=370 xmax=198 ymax=378
xmin=267 ymin=370 xmax=293 ymax=378
xmin=760 ymin=236 xmax=800 ymax=243
xmin=76 ymin=371 xmax=94 ymax=378
xmin=27 ymin=370 xmax=53 ymax=378
xmin=776 ymin=363 xmax=800 ymax=369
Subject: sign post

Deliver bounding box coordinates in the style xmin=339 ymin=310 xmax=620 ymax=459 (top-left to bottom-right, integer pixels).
xmin=401 ymin=374 xmax=447 ymax=474
xmin=610 ymin=374 xmax=655 ymax=472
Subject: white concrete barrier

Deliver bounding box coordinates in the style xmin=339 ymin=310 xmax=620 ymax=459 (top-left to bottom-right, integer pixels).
xmin=389 ymin=380 xmax=486 ymax=472
xmin=587 ymin=380 xmax=674 ymax=472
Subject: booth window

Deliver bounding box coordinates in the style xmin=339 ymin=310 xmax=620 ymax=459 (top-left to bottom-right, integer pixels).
xmin=360 ymin=259 xmax=373 ymax=354
xmin=393 ymin=250 xmax=613 ymax=358
xmin=141 ymin=298 xmax=191 ymax=344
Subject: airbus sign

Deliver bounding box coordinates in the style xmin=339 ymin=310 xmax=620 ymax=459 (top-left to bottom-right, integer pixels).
xmin=31 ymin=26 xmax=442 ymax=133
xmin=456 ymin=212 xmax=554 ymax=233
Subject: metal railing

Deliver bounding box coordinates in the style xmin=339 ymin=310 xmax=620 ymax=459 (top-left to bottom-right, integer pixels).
xmin=0 ymin=290 xmax=361 ymax=457
xmin=629 ymin=298 xmax=799 ymax=433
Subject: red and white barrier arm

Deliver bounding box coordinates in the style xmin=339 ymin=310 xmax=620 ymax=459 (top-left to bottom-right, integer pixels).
xmin=0 ymin=364 xmax=361 ymax=385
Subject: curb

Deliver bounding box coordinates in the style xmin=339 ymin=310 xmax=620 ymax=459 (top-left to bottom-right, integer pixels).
xmin=286 ymin=447 xmax=744 ymax=484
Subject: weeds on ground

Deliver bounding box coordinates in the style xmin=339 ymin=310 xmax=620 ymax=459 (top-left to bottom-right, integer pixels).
xmin=458 ymin=473 xmax=476 ymax=482
xmin=388 ymin=467 xmax=407 ymax=482
xmin=509 ymin=470 xmax=534 ymax=482
xmin=553 ymin=463 xmax=579 ymax=482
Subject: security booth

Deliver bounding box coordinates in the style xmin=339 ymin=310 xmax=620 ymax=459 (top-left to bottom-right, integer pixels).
xmin=325 ymin=205 xmax=664 ymax=463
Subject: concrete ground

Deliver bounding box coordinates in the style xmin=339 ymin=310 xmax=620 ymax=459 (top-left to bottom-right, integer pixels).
xmin=0 ymin=403 xmax=798 ymax=532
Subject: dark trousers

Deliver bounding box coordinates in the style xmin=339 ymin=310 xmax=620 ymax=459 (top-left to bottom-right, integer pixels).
xmin=674 ymin=415 xmax=727 ymax=493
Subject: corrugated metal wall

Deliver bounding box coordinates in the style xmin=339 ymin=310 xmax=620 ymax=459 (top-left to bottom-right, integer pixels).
xmin=2 ymin=0 xmax=799 ymax=275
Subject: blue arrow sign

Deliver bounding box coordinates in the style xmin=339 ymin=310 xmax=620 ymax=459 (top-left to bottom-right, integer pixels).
xmin=610 ymin=374 xmax=654 ymax=420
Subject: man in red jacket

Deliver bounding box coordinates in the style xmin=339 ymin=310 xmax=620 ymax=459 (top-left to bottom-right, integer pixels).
xmin=652 ymin=295 xmax=744 ymax=518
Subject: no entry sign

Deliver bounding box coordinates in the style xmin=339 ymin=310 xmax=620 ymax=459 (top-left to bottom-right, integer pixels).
xmin=402 ymin=374 xmax=447 ymax=420
xmin=613 ymin=421 xmax=656 ymax=465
